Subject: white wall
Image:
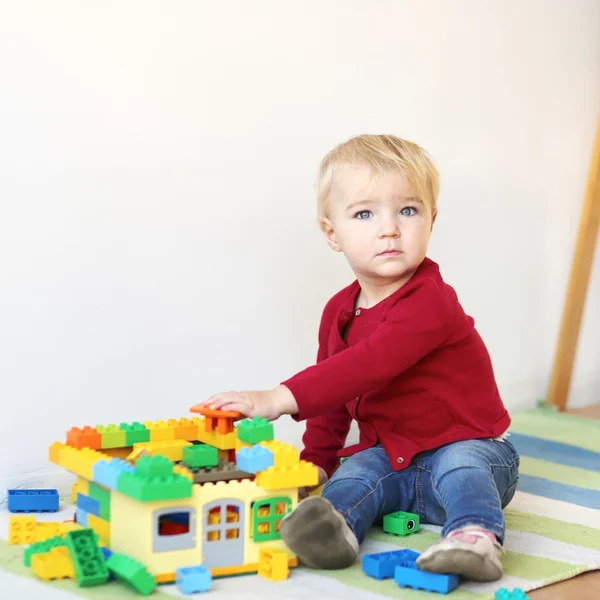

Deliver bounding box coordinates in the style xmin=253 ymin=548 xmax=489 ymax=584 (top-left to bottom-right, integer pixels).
xmin=1 ymin=0 xmax=599 ymax=493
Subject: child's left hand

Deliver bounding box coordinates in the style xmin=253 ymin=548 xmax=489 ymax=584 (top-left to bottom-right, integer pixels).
xmin=201 ymin=385 xmax=299 ymax=421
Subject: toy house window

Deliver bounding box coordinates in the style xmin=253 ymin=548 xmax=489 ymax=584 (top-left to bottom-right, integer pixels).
xmin=153 ymin=508 xmax=196 ymax=553
xmin=251 ymin=497 xmax=291 ymax=542
xmin=206 ymin=505 xmax=241 ymax=542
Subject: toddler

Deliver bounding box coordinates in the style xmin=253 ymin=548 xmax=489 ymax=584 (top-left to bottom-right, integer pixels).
xmin=200 ymin=134 xmax=519 ymax=582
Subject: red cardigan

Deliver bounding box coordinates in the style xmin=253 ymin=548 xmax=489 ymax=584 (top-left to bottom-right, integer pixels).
xmin=281 ymin=258 xmax=511 ymax=477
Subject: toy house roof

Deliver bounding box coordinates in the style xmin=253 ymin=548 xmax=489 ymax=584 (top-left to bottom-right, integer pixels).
xmin=48 ymin=407 xmax=318 ymax=503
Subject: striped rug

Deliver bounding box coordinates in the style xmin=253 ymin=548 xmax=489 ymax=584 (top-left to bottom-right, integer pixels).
xmin=1 ymin=406 xmax=599 ymax=599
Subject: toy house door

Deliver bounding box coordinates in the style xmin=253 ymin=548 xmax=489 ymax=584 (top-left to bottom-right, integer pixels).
xmin=202 ymin=499 xmax=245 ymax=568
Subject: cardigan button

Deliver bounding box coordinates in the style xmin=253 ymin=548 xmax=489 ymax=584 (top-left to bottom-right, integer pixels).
xmin=355 ymin=309 xmax=361 ymax=316
xmin=397 ymin=457 xmax=404 ymax=464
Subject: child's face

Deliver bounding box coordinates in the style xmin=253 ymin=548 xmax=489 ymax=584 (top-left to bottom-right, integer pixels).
xmin=322 ymin=164 xmax=435 ymax=286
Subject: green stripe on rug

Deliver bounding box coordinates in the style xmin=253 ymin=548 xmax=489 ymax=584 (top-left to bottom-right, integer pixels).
xmin=0 ymin=539 xmax=173 ymax=599
xmin=505 ymin=509 xmax=600 ymax=550
xmin=519 ymin=456 xmax=600 ymax=490
xmin=510 ymin=409 xmax=600 ymax=452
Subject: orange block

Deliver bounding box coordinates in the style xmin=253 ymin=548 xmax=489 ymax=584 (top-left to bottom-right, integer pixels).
xmin=66 ymin=426 xmax=102 ymax=449
xmin=189 ymin=406 xmax=241 ymax=434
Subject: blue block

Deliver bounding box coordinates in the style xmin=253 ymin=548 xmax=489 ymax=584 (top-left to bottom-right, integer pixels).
xmin=76 ymin=507 xmax=89 ymax=527
xmin=235 ymin=445 xmax=275 ymax=473
xmin=395 ymin=562 xmax=459 ymax=594
xmin=101 ymin=547 xmax=117 ymax=581
xmin=93 ymin=459 xmax=135 ymax=489
xmin=362 ymin=549 xmax=421 ymax=580
xmin=77 ymin=492 xmax=101 ymax=517
xmin=8 ymin=489 xmax=59 ymax=513
xmin=176 ymin=565 xmax=212 ymax=594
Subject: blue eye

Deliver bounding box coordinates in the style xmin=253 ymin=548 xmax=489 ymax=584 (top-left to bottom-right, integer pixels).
xmin=400 ymin=206 xmax=417 ymax=216
xmin=355 ymin=210 xmax=373 ymax=220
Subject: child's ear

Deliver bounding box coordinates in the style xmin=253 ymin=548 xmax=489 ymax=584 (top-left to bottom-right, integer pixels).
xmin=430 ymin=209 xmax=438 ymax=231
xmin=320 ymin=217 xmax=342 ymax=252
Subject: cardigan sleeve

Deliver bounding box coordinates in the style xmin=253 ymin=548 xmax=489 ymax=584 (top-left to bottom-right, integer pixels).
xmin=282 ymin=280 xmax=454 ymax=420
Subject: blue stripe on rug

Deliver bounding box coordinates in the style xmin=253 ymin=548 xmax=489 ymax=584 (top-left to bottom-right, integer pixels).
xmin=509 ymin=432 xmax=600 ymax=473
xmin=518 ymin=474 xmax=600 ymax=510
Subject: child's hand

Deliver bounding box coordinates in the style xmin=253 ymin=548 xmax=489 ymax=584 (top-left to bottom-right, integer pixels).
xmin=201 ymin=384 xmax=299 ymax=421
xmin=299 ymin=465 xmax=328 ymax=499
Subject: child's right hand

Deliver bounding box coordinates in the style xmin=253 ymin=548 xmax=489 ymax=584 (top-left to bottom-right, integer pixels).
xmin=299 ymin=465 xmax=329 ymax=499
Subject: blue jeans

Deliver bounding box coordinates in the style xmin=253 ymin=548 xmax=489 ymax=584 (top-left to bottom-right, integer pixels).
xmin=322 ymin=438 xmax=520 ymax=545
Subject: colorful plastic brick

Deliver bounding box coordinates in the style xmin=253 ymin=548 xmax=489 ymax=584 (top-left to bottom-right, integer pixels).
xmin=258 ymin=547 xmax=290 ymax=581
xmin=383 ymin=510 xmax=420 ymax=536
xmin=101 ymin=547 xmax=117 ymax=581
xmin=395 ymin=561 xmax=458 ymax=594
xmin=106 ymin=553 xmax=157 ymax=595
xmin=362 ymin=549 xmax=421 ymax=580
xmin=117 ymin=455 xmax=192 ymax=501
xmin=9 ymin=516 xmax=37 ymax=545
xmin=87 ymin=481 xmax=111 ymax=520
xmin=65 ymin=528 xmax=109 ymax=586
xmin=120 ymin=422 xmax=150 ymax=445
xmin=176 ymin=565 xmax=212 ymax=594
xmin=67 ymin=426 xmax=102 ymax=450
xmin=24 ymin=536 xmax=66 ymax=567
xmin=183 ymin=444 xmax=219 ymax=469
xmin=8 ymin=489 xmax=59 ymax=513
xmin=189 ymin=457 xmax=254 ymax=484
xmin=236 ymin=445 xmax=274 ymax=473
xmin=31 ymin=546 xmax=74 ymax=581
xmin=255 ymin=461 xmax=318 ymax=490
xmin=96 ymin=424 xmax=127 ymax=449
xmin=77 ymin=493 xmax=100 ymax=517
xmin=495 ymin=588 xmax=530 ymax=600
xmin=93 ymin=458 xmax=135 ymax=490
xmin=237 ymin=417 xmax=274 ymax=445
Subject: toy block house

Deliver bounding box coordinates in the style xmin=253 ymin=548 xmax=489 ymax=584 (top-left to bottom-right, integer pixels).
xmin=49 ymin=406 xmax=318 ymax=582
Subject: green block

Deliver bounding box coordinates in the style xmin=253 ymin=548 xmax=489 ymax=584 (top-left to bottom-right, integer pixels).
xmin=65 ymin=528 xmax=109 ymax=587
xmin=24 ymin=536 xmax=65 ymax=567
xmin=96 ymin=424 xmax=127 ymax=449
xmin=106 ymin=553 xmax=157 ymax=595
xmin=88 ymin=482 xmax=111 ymax=520
xmin=183 ymin=444 xmax=218 ymax=468
xmin=382 ymin=511 xmax=420 ymax=537
xmin=251 ymin=497 xmax=291 ymax=542
xmin=117 ymin=471 xmax=193 ymax=502
xmin=237 ymin=417 xmax=274 ymax=445
xmin=120 ymin=422 xmax=150 ymax=445
xmin=135 ymin=455 xmax=174 ymax=479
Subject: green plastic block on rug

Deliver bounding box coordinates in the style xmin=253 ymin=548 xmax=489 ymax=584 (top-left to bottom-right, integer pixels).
xmin=383 ymin=510 xmax=420 ymax=536
xmin=183 ymin=443 xmax=218 ymax=468
xmin=106 ymin=553 xmax=157 ymax=596
xmin=237 ymin=417 xmax=274 ymax=445
xmin=117 ymin=455 xmax=192 ymax=501
xmin=65 ymin=528 xmax=109 ymax=587
xmin=120 ymin=421 xmax=151 ymax=445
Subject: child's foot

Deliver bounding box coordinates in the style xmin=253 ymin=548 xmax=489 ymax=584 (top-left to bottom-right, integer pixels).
xmin=279 ymin=496 xmax=359 ymax=569
xmin=416 ymin=526 xmax=503 ymax=582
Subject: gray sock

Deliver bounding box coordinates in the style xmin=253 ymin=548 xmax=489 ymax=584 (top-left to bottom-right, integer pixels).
xmin=279 ymin=496 xmax=359 ymax=570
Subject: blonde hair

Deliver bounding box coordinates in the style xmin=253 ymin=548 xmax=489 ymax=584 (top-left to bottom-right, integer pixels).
xmin=316 ymin=134 xmax=439 ymax=222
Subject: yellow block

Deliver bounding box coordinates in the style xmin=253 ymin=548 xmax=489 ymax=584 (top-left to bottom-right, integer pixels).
xmin=144 ymin=420 xmax=177 ymax=442
xmin=88 ymin=514 xmax=110 ymax=545
xmin=58 ymin=446 xmax=113 ymax=479
xmin=8 ymin=516 xmax=36 ymax=545
xmin=31 ymin=546 xmax=74 ymax=581
xmin=131 ymin=439 xmax=192 ymax=462
xmin=173 ymin=464 xmax=193 ymax=481
xmin=255 ymin=461 xmax=318 ymax=490
xmin=258 ymin=547 xmax=290 ymax=581
xmin=196 ymin=420 xmax=237 ymax=450
xmin=36 ymin=522 xmax=66 ymax=542
xmin=259 ymin=441 xmax=300 ymax=468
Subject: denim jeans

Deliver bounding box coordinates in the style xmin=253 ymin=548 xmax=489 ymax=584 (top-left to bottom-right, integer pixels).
xmin=322 ymin=438 xmax=520 ymax=545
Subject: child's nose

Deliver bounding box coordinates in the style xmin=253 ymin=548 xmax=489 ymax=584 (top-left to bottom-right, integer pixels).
xmin=379 ymin=218 xmax=400 ymax=238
